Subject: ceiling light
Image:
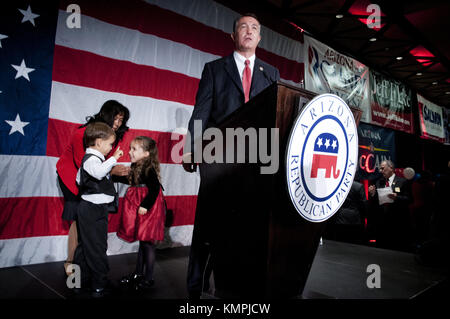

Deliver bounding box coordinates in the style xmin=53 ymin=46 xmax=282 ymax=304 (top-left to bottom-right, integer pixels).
xmin=416 ymin=72 xmax=422 ymax=76
xmin=336 ymin=14 xmax=344 ymax=19
xmin=396 ymin=56 xmax=403 ymax=60
xmin=410 ymin=46 xmax=435 ymax=66
xmin=369 ymin=37 xmax=377 ymax=42
xmin=432 ymin=81 xmax=438 ymax=85
xmin=446 ymin=92 xmax=450 ymax=95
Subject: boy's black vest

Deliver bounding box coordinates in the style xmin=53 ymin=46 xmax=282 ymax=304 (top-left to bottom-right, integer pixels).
xmin=79 ymin=153 xmax=118 ymax=212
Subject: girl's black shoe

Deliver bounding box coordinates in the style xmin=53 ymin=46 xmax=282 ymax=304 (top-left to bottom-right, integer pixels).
xmin=119 ymin=273 xmax=143 ymax=286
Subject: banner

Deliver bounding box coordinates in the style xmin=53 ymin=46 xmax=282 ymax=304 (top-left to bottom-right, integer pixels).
xmin=443 ymin=107 xmax=450 ymax=145
xmin=357 ymin=123 xmax=396 ymax=182
xmin=370 ymin=70 xmax=414 ymax=134
xmin=417 ymin=94 xmax=445 ymax=143
xmin=304 ymin=35 xmax=371 ymax=123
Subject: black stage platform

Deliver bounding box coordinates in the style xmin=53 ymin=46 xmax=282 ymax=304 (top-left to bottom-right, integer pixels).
xmin=0 ymin=240 xmax=447 ymax=299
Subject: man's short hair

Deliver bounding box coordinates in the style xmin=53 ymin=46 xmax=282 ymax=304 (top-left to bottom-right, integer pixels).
xmin=232 ymin=13 xmax=260 ymax=33
xmin=83 ymin=122 xmax=115 ymax=148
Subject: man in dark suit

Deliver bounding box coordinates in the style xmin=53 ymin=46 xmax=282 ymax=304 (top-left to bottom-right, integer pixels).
xmin=182 ymin=13 xmax=280 ymax=299
xmin=368 ymin=160 xmax=412 ymax=251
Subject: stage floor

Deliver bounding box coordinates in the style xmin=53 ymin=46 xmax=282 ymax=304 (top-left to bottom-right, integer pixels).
xmin=303 ymin=240 xmax=448 ymax=299
xmin=0 ymin=240 xmax=447 ymax=299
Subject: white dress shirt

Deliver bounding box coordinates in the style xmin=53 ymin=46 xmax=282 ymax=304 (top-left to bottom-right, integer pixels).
xmin=233 ymin=51 xmax=255 ymax=82
xmin=76 ymin=148 xmax=117 ymax=204
xmin=387 ymin=173 xmax=395 ymax=188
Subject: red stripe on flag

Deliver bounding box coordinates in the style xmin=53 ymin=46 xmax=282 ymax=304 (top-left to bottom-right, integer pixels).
xmin=0 ymin=196 xmax=196 ymax=240
xmin=165 ymin=195 xmax=197 ymax=226
xmin=255 ymin=49 xmax=304 ymax=84
xmin=0 ymin=197 xmax=68 ymax=239
xmin=59 ymin=0 xmax=303 ymax=83
xmin=52 ymin=45 xmax=199 ymax=106
xmin=46 ymin=118 xmax=187 ymax=164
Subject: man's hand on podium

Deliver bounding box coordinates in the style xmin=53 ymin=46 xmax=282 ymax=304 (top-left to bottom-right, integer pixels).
xmin=182 ymin=153 xmax=197 ymax=173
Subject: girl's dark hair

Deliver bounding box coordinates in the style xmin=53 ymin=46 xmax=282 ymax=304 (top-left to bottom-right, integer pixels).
xmin=81 ymin=100 xmax=130 ymax=144
xmin=128 ymin=136 xmax=161 ymax=186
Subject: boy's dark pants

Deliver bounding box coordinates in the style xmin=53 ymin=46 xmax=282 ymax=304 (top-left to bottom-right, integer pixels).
xmin=73 ymin=200 xmax=109 ymax=290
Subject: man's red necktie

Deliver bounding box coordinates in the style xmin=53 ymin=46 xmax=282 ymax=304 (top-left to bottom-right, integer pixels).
xmin=243 ymin=59 xmax=251 ymax=103
xmin=385 ymin=179 xmax=390 ymax=187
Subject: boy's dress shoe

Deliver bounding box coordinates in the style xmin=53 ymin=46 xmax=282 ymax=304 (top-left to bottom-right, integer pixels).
xmin=91 ymin=287 xmax=113 ymax=298
xmin=91 ymin=281 xmax=116 ymax=298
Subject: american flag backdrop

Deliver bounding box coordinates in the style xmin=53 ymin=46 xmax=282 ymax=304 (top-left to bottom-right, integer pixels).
xmin=0 ymin=0 xmax=305 ymax=267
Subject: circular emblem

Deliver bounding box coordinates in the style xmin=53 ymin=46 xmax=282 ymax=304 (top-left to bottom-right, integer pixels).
xmin=286 ymin=94 xmax=358 ymax=222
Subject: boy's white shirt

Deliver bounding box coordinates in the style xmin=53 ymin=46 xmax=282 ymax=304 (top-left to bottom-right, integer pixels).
xmin=387 ymin=173 xmax=395 ymax=187
xmin=76 ymin=148 xmax=117 ymax=204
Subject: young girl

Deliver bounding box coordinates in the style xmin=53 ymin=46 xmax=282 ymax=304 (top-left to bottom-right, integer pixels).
xmin=117 ymin=136 xmax=166 ymax=291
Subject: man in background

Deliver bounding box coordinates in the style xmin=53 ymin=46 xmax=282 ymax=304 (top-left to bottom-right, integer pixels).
xmin=368 ymin=160 xmax=412 ymax=251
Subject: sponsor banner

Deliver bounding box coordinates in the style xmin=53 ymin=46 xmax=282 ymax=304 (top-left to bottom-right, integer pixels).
xmin=442 ymin=107 xmax=450 ymax=145
xmin=286 ymin=94 xmax=358 ymax=222
xmin=417 ymin=94 xmax=445 ymax=143
xmin=304 ymin=35 xmax=371 ymax=123
xmin=357 ymin=123 xmax=396 ymax=182
xmin=370 ymin=70 xmax=414 ymax=134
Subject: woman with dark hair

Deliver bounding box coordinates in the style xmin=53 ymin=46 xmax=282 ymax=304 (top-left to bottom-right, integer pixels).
xmin=83 ymin=100 xmax=130 ymax=143
xmin=56 ymin=100 xmax=131 ymax=275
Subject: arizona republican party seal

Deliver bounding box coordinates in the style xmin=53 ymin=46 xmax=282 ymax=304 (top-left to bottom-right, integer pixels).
xmin=286 ymin=94 xmax=358 ymax=222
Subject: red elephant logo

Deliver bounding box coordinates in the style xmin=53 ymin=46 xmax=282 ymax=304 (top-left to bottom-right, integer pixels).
xmin=310 ymin=133 xmax=340 ymax=179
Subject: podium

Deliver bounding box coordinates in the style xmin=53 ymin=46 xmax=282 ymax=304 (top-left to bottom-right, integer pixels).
xmin=196 ymin=82 xmax=361 ymax=298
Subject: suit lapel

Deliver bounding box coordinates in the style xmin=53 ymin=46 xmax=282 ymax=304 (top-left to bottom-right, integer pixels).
xmin=392 ymin=176 xmax=399 ymax=190
xmin=223 ymin=56 xmax=269 ymax=100
xmin=250 ymin=58 xmax=264 ymax=98
xmin=223 ymin=55 xmax=244 ymax=94
xmin=250 ymin=58 xmax=264 ymax=99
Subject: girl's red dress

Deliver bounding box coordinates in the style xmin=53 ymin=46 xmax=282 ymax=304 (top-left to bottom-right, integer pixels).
xmin=117 ymin=185 xmax=165 ymax=243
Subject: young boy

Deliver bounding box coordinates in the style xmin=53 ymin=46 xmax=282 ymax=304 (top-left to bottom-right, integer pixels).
xmin=73 ymin=122 xmax=123 ymax=297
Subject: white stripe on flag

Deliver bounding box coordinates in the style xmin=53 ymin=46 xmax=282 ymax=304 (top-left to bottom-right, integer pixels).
xmin=0 ymin=155 xmax=200 ymax=198
xmin=49 ymin=81 xmax=194 ymax=132
xmin=146 ymin=0 xmax=305 ymax=62
xmin=0 ymin=225 xmax=193 ymax=268
xmin=55 ymin=11 xmax=219 ymax=79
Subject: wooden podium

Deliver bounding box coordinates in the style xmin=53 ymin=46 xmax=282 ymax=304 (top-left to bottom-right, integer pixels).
xmin=197 ymin=82 xmax=361 ymax=298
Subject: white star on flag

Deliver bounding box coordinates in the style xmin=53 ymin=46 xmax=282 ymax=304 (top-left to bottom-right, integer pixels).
xmin=11 ymin=59 xmax=35 ymax=81
xmin=0 ymin=34 xmax=7 ymax=48
xmin=324 ymin=139 xmax=330 ymax=149
xmin=5 ymin=114 xmax=30 ymax=136
xmin=19 ymin=5 xmax=40 ymax=26
xmin=316 ymin=137 xmax=323 ymax=148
